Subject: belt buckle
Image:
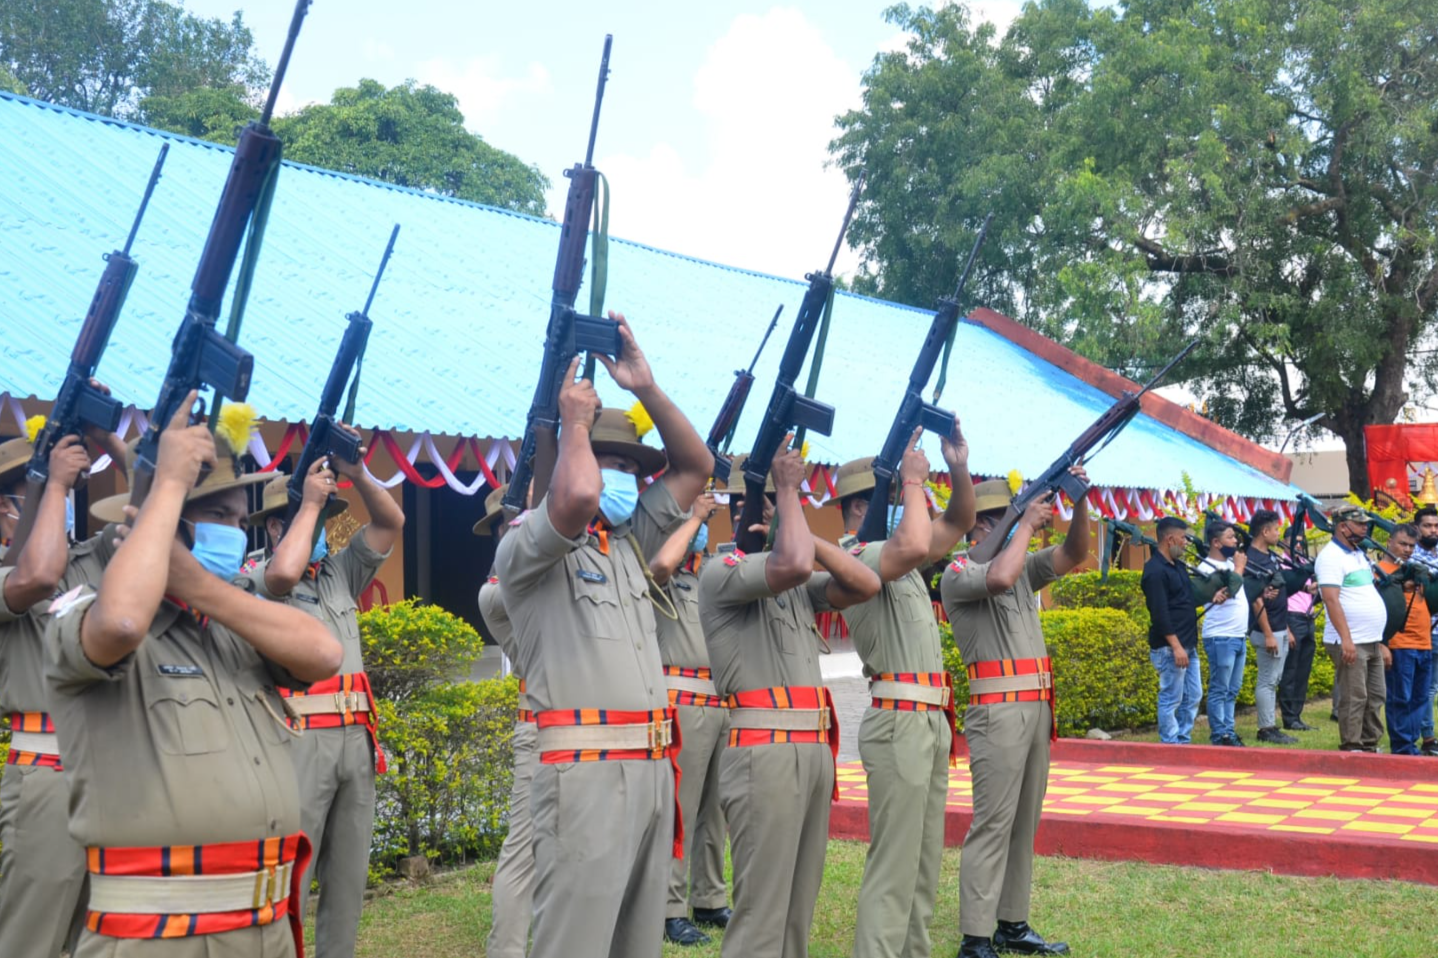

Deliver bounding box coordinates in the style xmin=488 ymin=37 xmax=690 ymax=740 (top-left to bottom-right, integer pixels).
xmin=253 ymin=865 xmax=281 ymax=909
xmin=1039 ymin=672 xmax=1053 ymax=690
xmin=939 ymin=686 xmax=952 ymax=707
xmin=817 ymin=709 xmax=830 ymax=732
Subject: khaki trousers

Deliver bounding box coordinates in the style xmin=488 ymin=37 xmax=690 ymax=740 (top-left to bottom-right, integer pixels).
xmin=529 ymin=759 xmax=673 ymax=958
xmin=959 ymin=701 xmax=1051 ymax=937
xmin=293 ymin=725 xmax=377 ymax=958
xmin=74 ymin=921 xmax=294 ymax=957
xmin=488 ymin=720 xmax=538 ymax=957
xmin=1329 ymin=642 xmax=1387 ymax=750
xmin=667 ymin=703 xmax=730 ymax=917
xmin=719 ymin=742 xmax=834 ymax=958
xmin=852 ymin=709 xmax=952 ymax=958
xmin=0 ymin=764 xmax=87 ymax=957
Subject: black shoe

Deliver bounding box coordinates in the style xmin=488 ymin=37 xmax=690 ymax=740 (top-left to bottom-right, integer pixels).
xmin=959 ymin=935 xmax=1002 ymax=958
xmin=1257 ymin=727 xmax=1298 ymax=745
xmin=1229 ymin=731 xmax=1247 ymax=747
xmin=692 ymin=905 xmax=732 ymax=928
xmin=1421 ymin=740 xmax=1438 ymax=756
xmin=1284 ymin=719 xmax=1316 ymax=731
xmin=993 ymin=921 xmax=1070 ymax=955
xmin=1329 ymin=712 xmax=1339 ymax=722
xmin=664 ymin=918 xmax=711 ymax=946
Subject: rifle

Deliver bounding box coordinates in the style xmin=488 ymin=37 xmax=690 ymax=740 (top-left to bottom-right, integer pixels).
xmin=732 ymin=175 xmax=864 ymax=554
xmin=503 ymin=35 xmax=622 ymax=516
xmin=856 ymin=213 xmax=992 ymax=543
xmin=706 ymin=305 xmax=781 ymax=484
xmin=128 ymin=0 xmax=310 ymax=508
xmin=1 ymin=144 xmax=170 ymax=566
xmin=966 ymin=339 xmax=1198 ymax=564
xmin=283 ymin=224 xmax=399 ymax=527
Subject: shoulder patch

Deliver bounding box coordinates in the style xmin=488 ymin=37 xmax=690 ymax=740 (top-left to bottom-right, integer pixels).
xmin=487 ymin=575 xmax=499 ymax=585
xmin=949 ymin=556 xmax=969 ymax=573
xmin=723 ymin=549 xmax=745 ymax=567
xmin=49 ymin=585 xmax=96 ymax=619
xmin=849 ymin=541 xmax=868 ymax=556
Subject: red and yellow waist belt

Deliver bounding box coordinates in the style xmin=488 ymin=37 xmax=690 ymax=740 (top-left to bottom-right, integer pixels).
xmin=663 ymin=665 xmax=725 ymax=708
xmin=965 ymin=657 xmax=1057 ymax=741
xmin=517 ymin=678 xmax=534 ymax=724
xmin=84 ymin=832 xmax=313 ymax=957
xmin=869 ymin=672 xmax=961 ymax=766
xmin=726 ymin=686 xmax=840 ymax=800
xmin=7 ymin=711 xmax=62 ymax=769
xmin=279 ymin=671 xmax=387 ymax=774
xmin=535 ymin=706 xmax=685 ymax=858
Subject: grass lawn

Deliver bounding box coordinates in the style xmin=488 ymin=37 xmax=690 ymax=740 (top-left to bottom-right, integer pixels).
xmin=341 ymin=840 xmax=1435 ymax=958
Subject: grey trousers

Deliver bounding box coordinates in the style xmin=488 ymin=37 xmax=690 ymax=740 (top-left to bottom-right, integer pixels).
xmin=1329 ymin=642 xmax=1386 ymax=750
xmin=1249 ymin=629 xmax=1290 ymax=729
xmin=488 ymin=720 xmax=538 ymax=958
xmin=0 ymin=764 xmax=87 ymax=958
xmin=667 ymin=703 xmax=730 ymax=917
xmin=959 ymin=701 xmax=1051 ymax=937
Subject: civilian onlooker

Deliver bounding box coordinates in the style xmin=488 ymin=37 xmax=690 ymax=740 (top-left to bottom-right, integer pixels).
xmin=1410 ymin=506 xmax=1438 ymax=756
xmin=1141 ymin=517 xmax=1207 ymax=744
xmin=1197 ymin=521 xmax=1249 ymax=746
xmin=1278 ymin=556 xmax=1320 ymax=732
xmin=1245 ymin=510 xmax=1298 ymax=744
xmin=1318 ymin=505 xmax=1389 ymax=752
xmin=1378 ymin=524 xmax=1432 ymax=755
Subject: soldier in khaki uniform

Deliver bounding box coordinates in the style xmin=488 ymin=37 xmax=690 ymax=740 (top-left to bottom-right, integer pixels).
xmin=941 ymin=471 xmax=1090 ymax=958
xmin=493 ymin=317 xmax=714 ymax=958
xmin=243 ymin=426 xmax=403 ymax=958
xmin=833 ymin=419 xmax=975 ymax=958
xmin=473 ymin=484 xmax=538 ymax=958
xmin=699 ymin=442 xmax=880 ymax=958
xmin=0 ymin=431 xmax=116 ymax=957
xmin=649 ymin=492 xmax=731 ymax=946
xmin=45 ymin=398 xmax=343 ymax=958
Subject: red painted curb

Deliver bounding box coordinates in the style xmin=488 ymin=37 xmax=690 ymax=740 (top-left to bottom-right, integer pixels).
xmin=1049 ymin=738 xmax=1438 ymax=782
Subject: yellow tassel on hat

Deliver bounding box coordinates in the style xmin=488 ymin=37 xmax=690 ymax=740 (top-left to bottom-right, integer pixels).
xmin=1007 ymin=469 xmax=1023 ymax=495
xmin=215 ymin=403 xmax=258 ymax=456
xmin=625 ymin=401 xmax=654 ymax=439
xmin=799 ymin=440 xmax=811 ymax=461
xmin=24 ymin=415 xmax=47 ymax=445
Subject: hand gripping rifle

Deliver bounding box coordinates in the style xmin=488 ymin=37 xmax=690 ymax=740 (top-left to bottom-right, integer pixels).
xmin=129 ymin=0 xmax=311 ymax=507
xmin=856 ymin=213 xmax=993 ymax=543
xmin=0 ymin=144 xmax=170 ymax=567
xmin=732 ymin=175 xmax=864 ymax=554
xmin=966 ymin=340 xmax=1198 ymax=564
xmin=283 ymin=224 xmax=398 ymax=527
xmin=706 ymin=305 xmax=781 ymax=484
xmin=503 ymin=35 xmax=622 ymax=516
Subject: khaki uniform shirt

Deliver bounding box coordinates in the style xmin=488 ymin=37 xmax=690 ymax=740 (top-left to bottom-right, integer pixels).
xmin=839 ymin=535 xmax=943 ymax=676
xmin=698 ymin=551 xmax=833 ymax=697
xmin=493 ymin=480 xmax=684 ymax=713
xmin=239 ymin=527 xmax=389 ymax=675
xmin=478 ymin=579 xmax=516 ymax=665
xmin=657 ymin=563 xmax=708 ymax=669
xmin=940 ymin=546 xmax=1059 ymax=665
xmin=44 ymin=576 xmax=304 ymax=849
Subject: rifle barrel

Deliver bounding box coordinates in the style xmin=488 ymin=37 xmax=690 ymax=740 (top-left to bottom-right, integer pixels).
xmin=583 ymin=35 xmax=613 ymax=167
xmin=949 ymin=212 xmax=992 ymax=300
xmin=825 ymin=170 xmax=865 ymax=277
xmin=746 ymin=305 xmax=782 ymax=374
xmin=261 ymin=0 xmax=312 ymax=124
xmin=362 ymin=224 xmax=401 ymax=315
xmin=1134 ymin=339 xmax=1198 ymax=397
xmin=123 ymin=144 xmax=169 ymax=256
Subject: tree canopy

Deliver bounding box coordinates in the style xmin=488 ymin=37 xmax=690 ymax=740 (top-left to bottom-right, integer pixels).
xmin=832 ymin=0 xmax=1438 ymax=491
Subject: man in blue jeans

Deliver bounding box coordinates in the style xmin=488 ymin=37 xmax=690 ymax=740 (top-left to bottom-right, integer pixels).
xmin=1141 ymin=517 xmax=1212 ymax=743
xmin=1411 ymin=506 xmax=1438 ymax=756
xmin=1197 ymin=521 xmax=1249 ymax=746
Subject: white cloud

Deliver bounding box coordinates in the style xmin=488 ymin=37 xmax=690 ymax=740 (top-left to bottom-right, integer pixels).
xmin=361 ymin=38 xmax=395 ymax=63
xmin=595 ymin=7 xmax=864 ymax=282
xmin=414 ymin=57 xmax=552 ymax=131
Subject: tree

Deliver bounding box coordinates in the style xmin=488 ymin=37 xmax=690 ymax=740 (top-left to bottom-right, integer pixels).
xmin=0 ymin=62 xmax=24 ymax=95
xmin=0 ymin=0 xmax=266 ymax=119
xmin=138 ymin=85 xmax=257 ymax=143
xmin=833 ymin=0 xmax=1438 ymax=493
xmin=272 ymin=80 xmax=549 ymax=216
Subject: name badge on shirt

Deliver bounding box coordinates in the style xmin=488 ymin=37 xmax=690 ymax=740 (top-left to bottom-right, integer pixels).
xmin=576 ymin=570 xmax=607 ymax=585
xmin=674 ymin=581 xmax=693 ymax=592
xmin=295 ymin=593 xmax=321 ymax=605
xmin=157 ymin=664 xmax=206 ymax=678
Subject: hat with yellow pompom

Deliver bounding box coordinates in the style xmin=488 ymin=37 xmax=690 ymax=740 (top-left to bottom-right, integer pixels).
xmin=587 ymin=402 xmax=667 ymax=477
xmin=0 ymin=416 xmax=46 ymax=489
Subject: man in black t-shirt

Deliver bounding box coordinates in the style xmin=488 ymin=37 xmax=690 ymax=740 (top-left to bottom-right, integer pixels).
xmin=1141 ymin=517 xmax=1204 ymax=743
xmin=1246 ymin=510 xmax=1299 ymax=743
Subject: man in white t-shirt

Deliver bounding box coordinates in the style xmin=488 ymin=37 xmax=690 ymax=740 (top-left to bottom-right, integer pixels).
xmin=1316 ymin=504 xmax=1390 ymax=752
xmin=1196 ymin=521 xmax=1250 ymax=746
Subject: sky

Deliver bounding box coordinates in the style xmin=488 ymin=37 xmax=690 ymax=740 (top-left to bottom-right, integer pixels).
xmin=179 ymin=0 xmax=1029 ymax=287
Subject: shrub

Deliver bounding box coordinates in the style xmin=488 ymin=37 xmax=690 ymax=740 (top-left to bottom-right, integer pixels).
xmin=360 ymin=598 xmax=485 ymax=701
xmin=1050 ymin=570 xmax=1150 ymax=632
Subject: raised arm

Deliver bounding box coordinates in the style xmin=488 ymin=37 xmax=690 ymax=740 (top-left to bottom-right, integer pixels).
xmin=331 ymin=422 xmax=404 ymax=554
xmin=763 ymin=442 xmax=814 ymax=594
xmin=5 ymin=436 xmax=90 ymax=612
xmin=265 ymin=458 xmax=331 ymax=597
xmin=548 ymin=357 xmax=603 ymax=539
xmin=928 ymin=416 xmax=974 ymax=562
xmin=596 ymin=313 xmax=713 ymax=510
xmin=651 ymin=493 xmax=716 ymax=587
xmin=877 ymin=438 xmax=933 ymax=582
xmin=984 ymin=496 xmax=1053 ymax=595
xmin=815 ymin=536 xmax=881 ymax=609
xmin=1052 ymin=465 xmax=1091 ymax=576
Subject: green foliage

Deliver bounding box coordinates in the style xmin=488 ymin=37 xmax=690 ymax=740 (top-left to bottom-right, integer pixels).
xmin=0 ymin=63 xmax=25 ymax=95
xmin=359 ymin=598 xmax=484 ymax=703
xmin=833 ymin=0 xmax=1438 ymax=488
xmin=138 ymin=85 xmax=257 ymax=143
xmin=1050 ymin=570 xmax=1150 ymax=631
xmin=272 ymin=80 xmax=550 ymax=216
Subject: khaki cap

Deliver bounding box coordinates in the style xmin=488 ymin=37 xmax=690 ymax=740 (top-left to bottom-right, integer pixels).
xmin=0 ymin=437 xmax=32 ymax=489
xmin=723 ymin=453 xmax=775 ymax=495
xmin=91 ymin=447 xmax=271 ymax=524
xmin=589 ymin=408 xmax=666 ymax=477
xmin=973 ymin=478 xmax=1013 ymax=514
xmin=248 ymin=474 xmax=349 ymax=528
xmin=835 ymin=457 xmax=876 ymax=500
xmin=472 ymin=483 xmax=509 ymax=536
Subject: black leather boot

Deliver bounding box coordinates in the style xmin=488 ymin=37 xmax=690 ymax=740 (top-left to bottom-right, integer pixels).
xmin=959 ymin=935 xmax=1002 ymax=958
xmin=993 ymin=920 xmax=1070 ymax=955
xmin=692 ymin=905 xmax=733 ymax=928
xmin=664 ymin=917 xmax=711 ymax=946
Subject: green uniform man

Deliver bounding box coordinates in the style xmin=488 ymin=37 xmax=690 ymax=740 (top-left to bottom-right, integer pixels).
xmin=941 ymin=472 xmax=1090 ymax=958
xmin=45 ymin=398 xmax=343 ymax=957
xmin=243 ymin=427 xmax=403 ymax=958
xmin=833 ymin=418 xmax=975 ymax=958
xmin=493 ymin=317 xmax=714 ymax=958
xmin=650 ymin=491 xmax=731 ymax=947
xmin=699 ymin=441 xmax=880 ymax=958
xmin=473 ymin=484 xmax=538 ymax=958
xmin=0 ymin=429 xmax=122 ymax=957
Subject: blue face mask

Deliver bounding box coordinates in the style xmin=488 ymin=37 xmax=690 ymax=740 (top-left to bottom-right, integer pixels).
xmin=64 ymin=496 xmax=75 ymax=537
xmin=691 ymin=524 xmax=709 ymax=554
xmin=310 ymin=527 xmax=329 ymax=564
xmin=190 ymin=522 xmax=248 ymax=578
xmin=886 ymin=504 xmax=904 ymax=531
xmin=598 ymin=469 xmax=639 ymax=525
